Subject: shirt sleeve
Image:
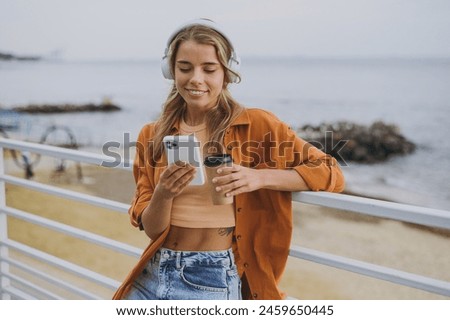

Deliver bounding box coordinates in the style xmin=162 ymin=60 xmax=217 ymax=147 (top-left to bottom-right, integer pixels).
xmin=255 ymin=110 xmax=345 ymax=192
xmin=128 ymin=126 xmax=154 ymax=229
xmin=287 ymin=125 xmax=345 ymax=192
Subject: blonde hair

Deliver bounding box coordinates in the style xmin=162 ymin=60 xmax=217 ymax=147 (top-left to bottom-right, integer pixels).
xmin=152 ymin=24 xmax=243 ymax=161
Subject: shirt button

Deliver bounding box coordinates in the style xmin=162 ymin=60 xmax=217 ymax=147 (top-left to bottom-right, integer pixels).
xmin=163 ymin=253 xmax=170 ymax=259
xmin=244 ymin=262 xmax=249 ymax=268
xmin=236 ymin=235 xmax=242 ymax=240
xmin=237 ymin=207 xmax=242 ymax=213
xmin=253 ymin=293 xmax=258 ymax=298
xmin=227 ymin=145 xmax=232 ymax=150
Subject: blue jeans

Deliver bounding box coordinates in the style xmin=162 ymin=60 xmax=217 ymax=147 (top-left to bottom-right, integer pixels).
xmin=124 ymin=248 xmax=242 ymax=300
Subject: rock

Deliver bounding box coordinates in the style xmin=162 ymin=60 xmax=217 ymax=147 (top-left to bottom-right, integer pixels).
xmin=297 ymin=121 xmax=416 ymax=163
xmin=0 ymin=52 xmax=41 ymax=61
xmin=12 ymin=102 xmax=121 ymax=114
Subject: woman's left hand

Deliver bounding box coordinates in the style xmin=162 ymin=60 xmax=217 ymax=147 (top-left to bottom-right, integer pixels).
xmin=211 ymin=164 xmax=264 ymax=197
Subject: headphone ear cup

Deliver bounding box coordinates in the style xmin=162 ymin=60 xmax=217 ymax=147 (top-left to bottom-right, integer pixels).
xmin=227 ymin=53 xmax=241 ymax=83
xmin=161 ymin=55 xmax=173 ymax=80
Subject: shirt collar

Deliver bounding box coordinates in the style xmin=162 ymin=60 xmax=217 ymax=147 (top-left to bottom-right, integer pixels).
xmin=169 ymin=107 xmax=250 ymax=133
xmin=230 ymin=107 xmax=250 ymax=127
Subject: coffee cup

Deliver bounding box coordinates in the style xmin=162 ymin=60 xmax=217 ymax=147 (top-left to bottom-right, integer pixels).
xmin=204 ymin=154 xmax=234 ymax=205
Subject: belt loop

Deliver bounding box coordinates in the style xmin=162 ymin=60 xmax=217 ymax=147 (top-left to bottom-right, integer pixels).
xmin=176 ymin=251 xmax=182 ymax=269
xmin=228 ymin=249 xmax=234 ymax=267
xmin=152 ymin=249 xmax=160 ymax=264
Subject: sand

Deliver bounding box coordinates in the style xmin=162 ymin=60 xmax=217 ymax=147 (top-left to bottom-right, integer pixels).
xmin=3 ymin=158 xmax=450 ymax=299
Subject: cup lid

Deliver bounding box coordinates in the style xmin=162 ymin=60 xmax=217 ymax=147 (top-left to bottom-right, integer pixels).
xmin=204 ymin=154 xmax=232 ymax=167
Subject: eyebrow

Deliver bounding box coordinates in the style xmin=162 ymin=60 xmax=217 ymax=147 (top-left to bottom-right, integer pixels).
xmin=176 ymin=60 xmax=220 ymax=66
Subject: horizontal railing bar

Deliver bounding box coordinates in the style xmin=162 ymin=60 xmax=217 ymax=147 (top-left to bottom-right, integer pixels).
xmin=1 ymin=239 xmax=121 ymax=291
xmin=0 ymin=174 xmax=129 ymax=214
xmin=2 ymin=285 xmax=37 ymax=300
xmin=1 ymin=271 xmax=62 ymax=299
xmin=2 ymin=138 xmax=450 ymax=299
xmin=293 ymin=191 xmax=450 ymax=230
xmin=3 ymin=206 xmax=142 ymax=258
xmin=290 ymin=246 xmax=450 ymax=297
xmin=3 ymin=257 xmax=102 ymax=299
xmin=0 ymin=138 xmax=131 ymax=170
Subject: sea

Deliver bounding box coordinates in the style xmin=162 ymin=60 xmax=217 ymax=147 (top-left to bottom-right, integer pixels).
xmin=1 ymin=57 xmax=449 ymax=210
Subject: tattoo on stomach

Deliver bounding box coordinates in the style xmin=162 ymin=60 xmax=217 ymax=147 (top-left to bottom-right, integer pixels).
xmin=218 ymin=227 xmax=235 ymax=236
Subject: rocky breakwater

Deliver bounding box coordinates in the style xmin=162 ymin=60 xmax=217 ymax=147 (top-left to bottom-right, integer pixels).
xmin=12 ymin=102 xmax=121 ymax=114
xmin=297 ymin=121 xmax=416 ymax=163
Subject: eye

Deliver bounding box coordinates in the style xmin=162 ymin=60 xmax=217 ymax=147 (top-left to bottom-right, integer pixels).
xmin=204 ymin=69 xmax=217 ymax=74
xmin=178 ymin=67 xmax=191 ymax=73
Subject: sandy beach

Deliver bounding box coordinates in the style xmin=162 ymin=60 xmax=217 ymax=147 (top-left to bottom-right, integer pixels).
xmin=3 ymin=158 xmax=450 ymax=300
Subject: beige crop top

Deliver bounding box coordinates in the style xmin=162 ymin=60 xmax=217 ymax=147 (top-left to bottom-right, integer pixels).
xmin=170 ymin=119 xmax=235 ymax=228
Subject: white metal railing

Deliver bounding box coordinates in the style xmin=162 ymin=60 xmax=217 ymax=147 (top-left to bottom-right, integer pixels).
xmin=1 ymin=137 xmax=450 ymax=299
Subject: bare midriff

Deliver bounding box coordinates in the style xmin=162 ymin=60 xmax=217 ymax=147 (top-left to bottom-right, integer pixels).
xmin=162 ymin=225 xmax=234 ymax=251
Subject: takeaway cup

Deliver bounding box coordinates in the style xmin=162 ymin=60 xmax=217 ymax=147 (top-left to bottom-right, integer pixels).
xmin=204 ymin=154 xmax=234 ymax=205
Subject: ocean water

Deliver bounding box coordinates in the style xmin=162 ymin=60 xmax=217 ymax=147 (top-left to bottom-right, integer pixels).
xmin=1 ymin=58 xmax=449 ymax=210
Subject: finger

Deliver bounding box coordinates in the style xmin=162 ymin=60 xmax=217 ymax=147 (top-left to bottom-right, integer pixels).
xmin=212 ymin=174 xmax=234 ymax=186
xmin=164 ymin=167 xmax=195 ymax=191
xmin=165 ymin=161 xmax=193 ymax=175
xmin=174 ymin=160 xmax=189 ymax=167
xmin=217 ymin=164 xmax=240 ymax=175
xmin=178 ymin=172 xmax=196 ymax=189
xmin=217 ymin=178 xmax=244 ymax=194
xmin=160 ymin=167 xmax=194 ymax=188
xmin=169 ymin=166 xmax=196 ymax=183
xmin=161 ymin=162 xmax=185 ymax=177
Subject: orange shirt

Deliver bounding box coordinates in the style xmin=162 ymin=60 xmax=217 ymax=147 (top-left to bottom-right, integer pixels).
xmin=113 ymin=108 xmax=345 ymax=300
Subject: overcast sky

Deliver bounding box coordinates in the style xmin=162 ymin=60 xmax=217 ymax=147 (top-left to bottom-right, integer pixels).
xmin=1 ymin=0 xmax=450 ymax=60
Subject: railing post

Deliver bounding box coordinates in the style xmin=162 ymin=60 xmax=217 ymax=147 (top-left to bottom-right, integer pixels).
xmin=0 ymin=145 xmax=11 ymax=299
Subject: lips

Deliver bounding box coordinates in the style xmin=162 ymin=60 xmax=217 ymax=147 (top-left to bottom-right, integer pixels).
xmin=186 ymin=89 xmax=207 ymax=96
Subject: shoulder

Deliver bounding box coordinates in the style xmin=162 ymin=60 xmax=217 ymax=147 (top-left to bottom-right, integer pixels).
xmin=232 ymin=107 xmax=282 ymax=126
xmin=233 ymin=107 xmax=297 ymax=143
xmin=242 ymin=107 xmax=287 ymax=129
xmin=245 ymin=107 xmax=281 ymax=121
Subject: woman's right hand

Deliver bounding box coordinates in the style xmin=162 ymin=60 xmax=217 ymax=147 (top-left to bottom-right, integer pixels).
xmin=155 ymin=161 xmax=196 ymax=199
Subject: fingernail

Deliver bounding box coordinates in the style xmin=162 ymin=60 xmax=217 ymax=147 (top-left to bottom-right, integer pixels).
xmin=212 ymin=178 xmax=217 ymax=183
xmin=217 ymin=169 xmax=222 ymax=174
xmin=215 ymin=186 xmax=221 ymax=192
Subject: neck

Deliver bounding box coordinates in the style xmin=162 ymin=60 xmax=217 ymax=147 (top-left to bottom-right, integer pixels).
xmin=183 ymin=110 xmax=206 ymax=127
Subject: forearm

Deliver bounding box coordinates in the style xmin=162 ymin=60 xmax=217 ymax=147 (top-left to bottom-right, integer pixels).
xmin=141 ymin=188 xmax=173 ymax=240
xmin=258 ymin=168 xmax=310 ymax=192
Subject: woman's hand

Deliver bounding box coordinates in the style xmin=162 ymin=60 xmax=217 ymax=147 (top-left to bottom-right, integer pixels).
xmin=211 ymin=164 xmax=310 ymax=197
xmin=155 ymin=161 xmax=196 ymax=199
xmin=211 ymin=164 xmax=264 ymax=197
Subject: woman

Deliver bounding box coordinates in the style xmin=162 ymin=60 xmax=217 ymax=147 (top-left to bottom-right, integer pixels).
xmin=114 ymin=18 xmax=345 ymax=300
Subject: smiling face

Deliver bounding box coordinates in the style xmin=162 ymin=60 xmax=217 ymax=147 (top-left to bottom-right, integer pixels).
xmin=174 ymin=40 xmax=225 ymax=116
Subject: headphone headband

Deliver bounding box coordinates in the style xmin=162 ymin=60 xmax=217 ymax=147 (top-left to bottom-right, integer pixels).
xmin=161 ymin=18 xmax=240 ymax=83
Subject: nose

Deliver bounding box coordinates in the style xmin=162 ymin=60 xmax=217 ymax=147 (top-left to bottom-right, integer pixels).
xmin=189 ymin=67 xmax=204 ymax=85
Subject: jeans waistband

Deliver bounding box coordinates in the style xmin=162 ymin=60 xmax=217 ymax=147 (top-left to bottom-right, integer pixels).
xmin=154 ymin=247 xmax=235 ymax=269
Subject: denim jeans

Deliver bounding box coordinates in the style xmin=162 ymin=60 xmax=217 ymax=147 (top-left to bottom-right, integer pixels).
xmin=124 ymin=248 xmax=242 ymax=300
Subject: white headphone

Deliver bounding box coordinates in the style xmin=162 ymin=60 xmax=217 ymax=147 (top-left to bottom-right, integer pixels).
xmin=161 ymin=18 xmax=241 ymax=83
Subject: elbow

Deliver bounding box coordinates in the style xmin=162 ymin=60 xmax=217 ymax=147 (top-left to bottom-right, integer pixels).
xmin=329 ymin=169 xmax=345 ymax=193
xmin=141 ymin=211 xmax=168 ymax=241
xmin=143 ymin=223 xmax=165 ymax=241
xmin=332 ymin=177 xmax=345 ymax=193
xmin=142 ymin=218 xmax=165 ymax=241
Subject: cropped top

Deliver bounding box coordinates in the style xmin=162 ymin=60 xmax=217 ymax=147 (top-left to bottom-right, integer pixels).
xmin=169 ymin=119 xmax=235 ymax=228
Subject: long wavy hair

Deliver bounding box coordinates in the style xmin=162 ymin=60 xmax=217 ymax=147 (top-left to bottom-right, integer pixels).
xmin=151 ymin=24 xmax=243 ymax=161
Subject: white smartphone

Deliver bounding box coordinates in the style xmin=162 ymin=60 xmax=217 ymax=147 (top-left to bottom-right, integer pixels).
xmin=163 ymin=135 xmax=205 ymax=185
